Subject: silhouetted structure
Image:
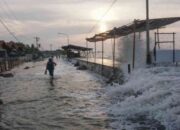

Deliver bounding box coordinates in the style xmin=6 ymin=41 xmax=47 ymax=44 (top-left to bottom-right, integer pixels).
xmin=86 ymin=17 xmax=180 ymax=70
xmin=62 ymin=44 xmax=92 ymax=59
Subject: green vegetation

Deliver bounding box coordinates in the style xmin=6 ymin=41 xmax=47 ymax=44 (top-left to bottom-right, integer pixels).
xmin=0 ymin=40 xmax=40 ymax=57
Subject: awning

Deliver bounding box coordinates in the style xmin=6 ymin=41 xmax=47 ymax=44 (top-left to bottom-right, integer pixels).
xmin=86 ymin=17 xmax=180 ymax=42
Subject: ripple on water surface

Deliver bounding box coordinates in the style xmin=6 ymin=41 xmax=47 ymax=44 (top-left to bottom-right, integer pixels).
xmin=0 ymin=60 xmax=112 ymax=130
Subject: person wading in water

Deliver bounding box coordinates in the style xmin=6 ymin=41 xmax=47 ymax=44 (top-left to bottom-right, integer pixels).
xmin=45 ymin=58 xmax=57 ymax=79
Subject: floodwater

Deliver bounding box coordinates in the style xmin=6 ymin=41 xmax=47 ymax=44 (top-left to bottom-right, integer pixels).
xmin=0 ymin=59 xmax=112 ymax=130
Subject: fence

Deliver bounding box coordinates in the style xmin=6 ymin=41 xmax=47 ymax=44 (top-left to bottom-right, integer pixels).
xmin=0 ymin=57 xmax=29 ymax=73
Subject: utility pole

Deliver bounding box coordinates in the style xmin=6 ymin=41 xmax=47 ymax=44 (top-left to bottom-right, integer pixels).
xmin=34 ymin=36 xmax=40 ymax=49
xmin=146 ymin=0 xmax=151 ymax=64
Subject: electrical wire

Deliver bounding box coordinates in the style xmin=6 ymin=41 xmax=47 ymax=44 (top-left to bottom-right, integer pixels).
xmin=0 ymin=17 xmax=20 ymax=42
xmin=74 ymin=0 xmax=118 ymax=45
xmin=88 ymin=0 xmax=118 ymax=34
xmin=1 ymin=0 xmax=19 ymax=21
xmin=0 ymin=0 xmax=31 ymax=43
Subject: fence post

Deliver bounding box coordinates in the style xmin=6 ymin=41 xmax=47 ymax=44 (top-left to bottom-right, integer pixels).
xmin=128 ymin=64 xmax=131 ymax=74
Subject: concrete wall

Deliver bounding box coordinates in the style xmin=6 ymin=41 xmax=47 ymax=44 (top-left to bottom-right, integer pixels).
xmin=72 ymin=58 xmax=124 ymax=83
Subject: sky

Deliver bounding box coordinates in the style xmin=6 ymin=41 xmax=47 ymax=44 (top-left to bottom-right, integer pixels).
xmin=0 ymin=0 xmax=180 ymax=50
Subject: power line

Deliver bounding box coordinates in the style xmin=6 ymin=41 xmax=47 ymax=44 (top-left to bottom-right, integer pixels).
xmin=0 ymin=3 xmax=18 ymax=31
xmin=0 ymin=1 xmax=14 ymax=21
xmin=0 ymin=0 xmax=30 ymax=43
xmin=0 ymin=17 xmax=20 ymax=42
xmin=88 ymin=0 xmax=118 ymax=34
xmin=1 ymin=0 xmax=19 ymax=22
xmin=74 ymin=0 xmax=118 ymax=44
xmin=0 ymin=1 xmax=22 ymax=42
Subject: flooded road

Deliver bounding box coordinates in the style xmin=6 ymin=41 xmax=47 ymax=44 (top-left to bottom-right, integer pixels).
xmin=0 ymin=59 xmax=112 ymax=130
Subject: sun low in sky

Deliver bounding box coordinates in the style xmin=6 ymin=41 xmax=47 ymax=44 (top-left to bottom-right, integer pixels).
xmin=99 ymin=22 xmax=107 ymax=32
xmin=0 ymin=0 xmax=179 ymax=50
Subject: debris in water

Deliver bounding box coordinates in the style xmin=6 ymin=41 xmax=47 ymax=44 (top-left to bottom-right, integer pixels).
xmin=77 ymin=65 xmax=87 ymax=70
xmin=24 ymin=66 xmax=30 ymax=69
xmin=0 ymin=99 xmax=3 ymax=105
xmin=0 ymin=73 xmax=14 ymax=78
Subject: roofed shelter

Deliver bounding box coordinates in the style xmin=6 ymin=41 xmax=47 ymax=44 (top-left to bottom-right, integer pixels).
xmin=86 ymin=17 xmax=180 ymax=73
xmin=87 ymin=17 xmax=180 ymax=42
xmin=62 ymin=44 xmax=93 ymax=58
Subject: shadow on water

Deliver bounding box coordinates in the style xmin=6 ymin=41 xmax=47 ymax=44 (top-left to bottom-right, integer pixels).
xmin=50 ymin=78 xmax=54 ymax=86
xmin=48 ymin=75 xmax=61 ymax=88
xmin=48 ymin=77 xmax=56 ymax=91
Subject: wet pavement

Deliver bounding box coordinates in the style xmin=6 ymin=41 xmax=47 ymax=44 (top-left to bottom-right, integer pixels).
xmin=0 ymin=59 xmax=112 ymax=130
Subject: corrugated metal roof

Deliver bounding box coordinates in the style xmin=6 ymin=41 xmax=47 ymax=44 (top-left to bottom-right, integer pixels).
xmin=86 ymin=17 xmax=180 ymax=42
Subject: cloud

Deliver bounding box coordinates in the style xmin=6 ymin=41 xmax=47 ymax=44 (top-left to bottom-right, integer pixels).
xmin=0 ymin=0 xmax=179 ymax=50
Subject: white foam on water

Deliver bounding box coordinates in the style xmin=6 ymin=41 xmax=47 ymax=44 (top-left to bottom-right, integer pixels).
xmin=106 ymin=66 xmax=180 ymax=130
